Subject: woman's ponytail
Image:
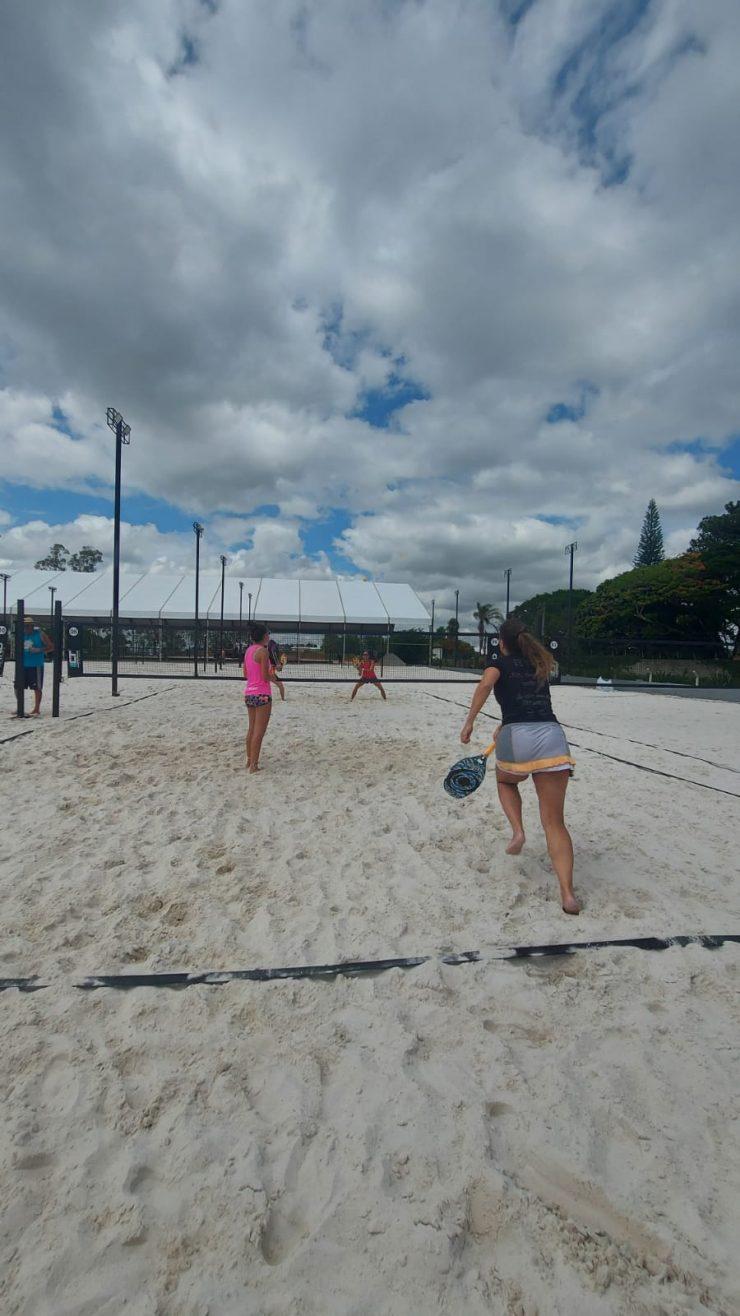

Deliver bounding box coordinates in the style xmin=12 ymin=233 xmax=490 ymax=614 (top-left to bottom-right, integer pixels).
xmin=499 ymin=617 xmax=554 ymax=684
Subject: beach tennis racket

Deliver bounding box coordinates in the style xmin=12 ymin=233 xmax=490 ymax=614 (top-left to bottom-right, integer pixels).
xmin=444 ymin=741 xmax=497 ymax=799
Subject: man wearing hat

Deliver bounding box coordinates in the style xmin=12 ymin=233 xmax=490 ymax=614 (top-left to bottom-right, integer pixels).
xmin=23 ymin=615 xmax=54 ymax=716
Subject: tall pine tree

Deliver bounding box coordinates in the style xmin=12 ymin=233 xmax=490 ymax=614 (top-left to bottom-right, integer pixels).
xmin=634 ymin=499 xmax=664 ymax=566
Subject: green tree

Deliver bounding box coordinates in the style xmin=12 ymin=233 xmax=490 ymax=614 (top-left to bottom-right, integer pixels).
xmin=513 ymin=588 xmax=592 ymax=639
xmin=473 ymin=601 xmax=503 ymax=652
xmin=68 ymin=546 xmax=104 ymax=572
xmin=35 ymin=543 xmax=69 ymax=570
xmin=446 ymin=618 xmax=459 ymax=638
xmin=389 ymin=629 xmax=430 ymax=666
xmin=689 ymin=500 xmax=740 ymax=654
xmin=578 ymin=555 xmax=727 ymax=644
xmin=634 ymin=499 xmax=665 ymax=566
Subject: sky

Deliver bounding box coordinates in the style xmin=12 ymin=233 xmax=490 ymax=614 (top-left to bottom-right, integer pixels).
xmin=1 ymin=0 xmax=738 ymax=623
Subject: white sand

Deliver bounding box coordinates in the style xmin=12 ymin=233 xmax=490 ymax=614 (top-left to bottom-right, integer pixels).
xmin=1 ymin=675 xmax=739 ymax=1315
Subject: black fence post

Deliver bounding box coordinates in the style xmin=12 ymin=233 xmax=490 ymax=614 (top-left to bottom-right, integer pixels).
xmin=219 ymin=554 xmax=226 ymax=672
xmin=565 ymin=541 xmax=578 ymax=670
xmin=14 ymin=598 xmax=25 ymax=719
xmin=52 ymin=600 xmax=63 ymax=717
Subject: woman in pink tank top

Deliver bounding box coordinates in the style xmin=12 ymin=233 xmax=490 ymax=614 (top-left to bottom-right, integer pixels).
xmin=243 ymin=622 xmax=283 ymax=772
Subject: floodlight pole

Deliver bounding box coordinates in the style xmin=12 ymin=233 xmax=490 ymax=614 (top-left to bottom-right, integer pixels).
xmin=239 ymin=580 xmax=244 ymax=636
xmin=429 ymin=598 xmax=435 ymax=666
xmin=49 ymin=585 xmax=56 ymax=622
xmin=503 ymin=568 xmax=511 ymax=618
xmin=193 ymin=522 xmax=204 ymax=677
xmin=454 ymin=588 xmax=459 ymax=667
xmin=219 ymin=555 xmax=227 ymax=670
xmin=106 ymin=407 xmax=131 ymax=696
xmin=248 ymin=591 xmax=252 ymax=624
xmin=565 ymin=542 xmax=578 ymax=665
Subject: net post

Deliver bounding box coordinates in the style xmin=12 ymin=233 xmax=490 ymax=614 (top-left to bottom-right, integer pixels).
xmin=14 ymin=598 xmax=25 ymax=719
xmin=52 ymin=600 xmax=63 ymax=717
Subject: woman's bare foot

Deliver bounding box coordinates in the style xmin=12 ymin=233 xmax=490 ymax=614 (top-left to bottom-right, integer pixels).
xmin=561 ymin=889 xmax=581 ymax=915
xmin=506 ymin=831 xmax=526 ymax=855
xmin=248 ymin=764 xmax=262 ymax=774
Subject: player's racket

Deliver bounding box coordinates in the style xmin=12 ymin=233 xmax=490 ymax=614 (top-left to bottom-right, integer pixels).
xmin=444 ymin=740 xmax=497 ymax=799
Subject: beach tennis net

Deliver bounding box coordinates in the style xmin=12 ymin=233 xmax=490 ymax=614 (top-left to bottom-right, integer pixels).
xmin=64 ymin=623 xmax=492 ymax=682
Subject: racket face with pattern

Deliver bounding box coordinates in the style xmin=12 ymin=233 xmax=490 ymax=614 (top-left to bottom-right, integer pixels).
xmin=444 ymin=753 xmax=488 ymax=798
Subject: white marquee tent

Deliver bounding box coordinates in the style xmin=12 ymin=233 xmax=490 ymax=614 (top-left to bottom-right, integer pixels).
xmin=2 ymin=568 xmax=430 ymax=629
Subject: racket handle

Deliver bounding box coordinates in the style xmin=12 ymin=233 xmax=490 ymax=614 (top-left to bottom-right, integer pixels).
xmin=483 ymin=741 xmax=497 ymax=760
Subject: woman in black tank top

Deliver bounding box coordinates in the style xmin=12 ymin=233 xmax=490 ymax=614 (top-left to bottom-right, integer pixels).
xmin=460 ymin=618 xmax=580 ymax=915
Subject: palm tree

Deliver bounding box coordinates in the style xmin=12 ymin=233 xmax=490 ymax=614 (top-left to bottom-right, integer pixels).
xmin=473 ymin=602 xmax=503 ymax=653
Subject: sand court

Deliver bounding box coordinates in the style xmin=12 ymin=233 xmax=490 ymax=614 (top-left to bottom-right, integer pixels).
xmin=1 ymin=678 xmax=739 ymax=1314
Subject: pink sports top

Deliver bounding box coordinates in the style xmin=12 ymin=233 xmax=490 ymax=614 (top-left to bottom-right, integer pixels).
xmin=244 ymin=643 xmax=271 ymax=697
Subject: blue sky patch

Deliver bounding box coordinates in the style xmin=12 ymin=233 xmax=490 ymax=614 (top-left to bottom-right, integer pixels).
xmin=664 ymin=437 xmax=739 ymax=478
xmin=551 ymin=0 xmax=654 ymax=182
xmin=546 ymin=402 xmax=581 ymax=424
xmin=321 ymin=304 xmax=361 ymax=369
xmin=51 ymin=404 xmax=77 ymax=438
xmin=0 ymin=482 xmax=196 ymax=535
xmin=501 ymin=0 xmax=538 ymax=27
xmin=300 ymin=507 xmax=358 ymax=573
xmin=546 ymin=382 xmax=598 ymax=424
xmin=353 ymin=372 xmax=429 ymax=429
xmin=537 ymin=513 xmax=583 ymax=528
xmin=722 ymin=437 xmax=740 ymax=478
xmin=168 ymin=32 xmax=199 ymax=76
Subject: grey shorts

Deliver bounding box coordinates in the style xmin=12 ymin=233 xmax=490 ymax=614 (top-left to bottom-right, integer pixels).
xmin=495 ymin=721 xmax=574 ymax=776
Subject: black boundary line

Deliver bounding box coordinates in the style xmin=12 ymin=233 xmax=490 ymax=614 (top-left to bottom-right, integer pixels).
xmin=556 ymin=717 xmax=739 ymax=775
xmin=1 ymin=687 xmax=173 ymax=743
xmin=423 ymin=690 xmax=739 ymax=775
xmin=424 ymin=692 xmax=740 ymax=800
xmin=64 ymin=687 xmax=173 ymax=724
xmin=2 ymin=936 xmax=738 ymax=995
xmin=0 ymin=728 xmax=35 ymax=747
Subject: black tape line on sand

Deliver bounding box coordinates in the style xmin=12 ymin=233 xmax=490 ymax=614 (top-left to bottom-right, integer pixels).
xmin=1 ymin=688 xmax=172 ymax=744
xmin=65 ymin=687 xmax=173 ymax=724
xmin=2 ymin=936 xmax=737 ymax=995
xmin=0 ymin=728 xmax=36 ymax=747
xmin=424 ymin=692 xmax=740 ymax=800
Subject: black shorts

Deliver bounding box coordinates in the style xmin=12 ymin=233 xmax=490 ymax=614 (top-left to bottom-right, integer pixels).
xmin=24 ymin=666 xmax=44 ymax=691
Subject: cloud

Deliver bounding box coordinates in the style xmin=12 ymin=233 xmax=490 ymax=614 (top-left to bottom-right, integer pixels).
xmin=0 ymin=0 xmax=738 ymax=613
xmin=0 ymin=511 xmax=332 ymax=580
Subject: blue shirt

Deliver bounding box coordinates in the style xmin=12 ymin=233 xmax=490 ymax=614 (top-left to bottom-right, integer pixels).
xmin=23 ymin=628 xmax=46 ymax=667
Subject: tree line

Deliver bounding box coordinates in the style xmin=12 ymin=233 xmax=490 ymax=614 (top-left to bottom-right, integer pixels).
xmin=34 ymin=543 xmax=104 ymax=572
xmin=515 ymin=499 xmax=739 ymax=656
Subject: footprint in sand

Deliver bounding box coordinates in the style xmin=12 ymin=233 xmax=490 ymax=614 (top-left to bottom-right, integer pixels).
xmin=40 ymin=1054 xmax=80 ymax=1116
xmin=259 ymin=1140 xmax=336 ymax=1266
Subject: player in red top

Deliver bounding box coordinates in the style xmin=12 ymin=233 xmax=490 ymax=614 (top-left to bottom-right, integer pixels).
xmin=350 ymin=650 xmax=387 ymax=701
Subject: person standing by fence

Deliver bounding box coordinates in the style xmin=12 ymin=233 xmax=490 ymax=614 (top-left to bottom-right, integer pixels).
xmin=23 ymin=615 xmax=54 ymax=716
